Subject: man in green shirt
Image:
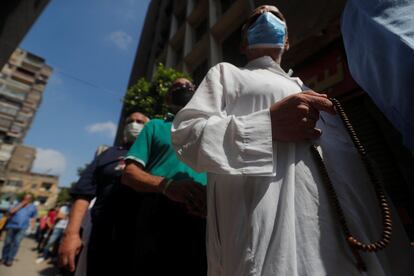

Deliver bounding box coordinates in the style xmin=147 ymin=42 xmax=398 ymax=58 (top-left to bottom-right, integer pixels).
xmin=122 ymin=78 xmax=207 ymax=275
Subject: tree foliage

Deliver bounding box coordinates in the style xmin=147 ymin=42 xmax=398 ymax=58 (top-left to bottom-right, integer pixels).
xmin=56 ymin=187 xmax=71 ymax=205
xmin=123 ymin=63 xmax=190 ymax=118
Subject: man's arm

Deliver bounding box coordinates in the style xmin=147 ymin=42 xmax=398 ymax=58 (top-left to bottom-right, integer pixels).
xmin=9 ymin=203 xmax=24 ymax=215
xmin=122 ymin=162 xmax=206 ymax=217
xmin=58 ymin=148 xmax=101 ymax=271
xmin=9 ymin=197 xmax=31 ymax=214
xmin=58 ymin=198 xmax=90 ymax=272
xmin=172 ymin=66 xmax=335 ymax=176
xmin=122 ymin=161 xmax=165 ymax=193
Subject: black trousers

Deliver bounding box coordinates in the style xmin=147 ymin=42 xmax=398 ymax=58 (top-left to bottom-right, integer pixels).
xmin=135 ymin=195 xmax=207 ymax=276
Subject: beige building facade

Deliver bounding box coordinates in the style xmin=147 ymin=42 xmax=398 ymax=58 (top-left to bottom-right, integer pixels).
xmin=6 ymin=144 xmax=36 ymax=173
xmin=0 ymin=49 xmax=58 ymax=209
xmin=1 ymin=170 xmax=58 ymax=209
xmin=0 ymin=48 xmax=52 ymax=144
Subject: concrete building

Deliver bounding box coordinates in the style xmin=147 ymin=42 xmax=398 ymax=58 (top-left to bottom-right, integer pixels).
xmin=121 ymin=0 xmax=414 ymax=240
xmin=0 ymin=49 xmax=57 ymax=209
xmin=0 ymin=48 xmax=52 ymax=145
xmin=1 ymin=170 xmax=58 ymax=209
xmin=0 ymin=144 xmax=59 ymax=209
xmin=5 ymin=144 xmax=36 ymax=173
xmin=0 ymin=0 xmax=50 ymax=70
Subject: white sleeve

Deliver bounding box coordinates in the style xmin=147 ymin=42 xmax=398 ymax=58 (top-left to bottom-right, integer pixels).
xmin=171 ymin=64 xmax=275 ymax=176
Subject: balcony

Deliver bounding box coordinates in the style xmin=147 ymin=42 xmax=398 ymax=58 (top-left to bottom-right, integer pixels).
xmin=4 ymin=78 xmax=31 ymax=91
xmin=11 ymin=71 xmax=35 ymax=85
xmin=23 ymin=55 xmax=43 ymax=67
xmin=23 ymin=101 xmax=37 ymax=110
xmin=21 ymin=61 xmax=42 ymax=74
xmin=33 ymin=83 xmax=45 ymax=92
xmin=0 ymin=85 xmax=27 ymax=103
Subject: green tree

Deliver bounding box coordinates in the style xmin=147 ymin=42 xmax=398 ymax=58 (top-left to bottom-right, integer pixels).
xmin=77 ymin=163 xmax=89 ymax=176
xmin=56 ymin=163 xmax=89 ymax=205
xmin=56 ymin=187 xmax=71 ymax=205
xmin=123 ymin=63 xmax=190 ymax=118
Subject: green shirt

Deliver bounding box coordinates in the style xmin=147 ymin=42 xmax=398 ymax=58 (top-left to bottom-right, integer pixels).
xmin=125 ymin=117 xmax=206 ymax=185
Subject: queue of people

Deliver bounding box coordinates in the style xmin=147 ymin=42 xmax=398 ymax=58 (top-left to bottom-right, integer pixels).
xmin=3 ymin=4 xmax=413 ymax=276
xmin=1 ymin=194 xmax=37 ymax=267
xmin=0 ymin=194 xmax=69 ymax=268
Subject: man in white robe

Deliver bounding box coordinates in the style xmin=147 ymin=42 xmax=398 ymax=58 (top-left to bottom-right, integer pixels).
xmin=171 ymin=5 xmax=414 ymax=276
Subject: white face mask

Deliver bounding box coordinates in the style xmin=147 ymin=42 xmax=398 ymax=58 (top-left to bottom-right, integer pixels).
xmin=123 ymin=122 xmax=144 ymax=143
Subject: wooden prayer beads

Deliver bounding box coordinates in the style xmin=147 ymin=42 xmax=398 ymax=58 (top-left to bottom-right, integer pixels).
xmin=310 ymin=98 xmax=393 ymax=272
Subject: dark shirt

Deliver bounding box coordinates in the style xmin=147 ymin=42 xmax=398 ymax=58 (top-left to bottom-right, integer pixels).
xmin=71 ymin=145 xmax=143 ymax=275
xmin=70 ymin=146 xmax=137 ymax=224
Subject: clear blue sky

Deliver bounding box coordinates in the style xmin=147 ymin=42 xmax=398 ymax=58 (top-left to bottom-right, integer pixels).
xmin=19 ymin=0 xmax=150 ymax=186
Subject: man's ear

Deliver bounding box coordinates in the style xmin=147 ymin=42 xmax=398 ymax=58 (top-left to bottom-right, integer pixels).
xmin=284 ymin=34 xmax=290 ymax=51
xmin=240 ymin=40 xmax=247 ymax=55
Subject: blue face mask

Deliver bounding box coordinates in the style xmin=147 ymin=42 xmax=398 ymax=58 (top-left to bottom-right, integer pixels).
xmin=247 ymin=12 xmax=286 ymax=49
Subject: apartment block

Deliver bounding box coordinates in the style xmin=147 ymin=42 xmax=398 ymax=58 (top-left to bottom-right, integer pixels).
xmin=1 ymin=170 xmax=58 ymax=209
xmin=6 ymin=144 xmax=36 ymax=173
xmin=0 ymin=48 xmax=52 ymax=145
xmin=0 ymin=49 xmax=57 ymax=207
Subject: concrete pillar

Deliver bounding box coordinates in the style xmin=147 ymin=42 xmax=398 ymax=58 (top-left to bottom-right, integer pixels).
xmin=183 ymin=0 xmax=195 ymax=73
xmin=246 ymin=0 xmax=255 ymax=10
xmin=166 ymin=14 xmax=178 ymax=68
xmin=208 ymin=0 xmax=223 ymax=67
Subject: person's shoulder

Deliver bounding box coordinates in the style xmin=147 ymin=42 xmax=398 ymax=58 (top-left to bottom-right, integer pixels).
xmin=94 ymin=145 xmax=119 ymax=160
xmin=211 ymin=62 xmax=242 ymax=73
xmin=105 ymin=145 xmax=124 ymax=154
xmin=148 ymin=118 xmax=164 ymax=124
xmin=146 ymin=118 xmax=165 ymax=128
xmin=29 ymin=204 xmax=37 ymax=212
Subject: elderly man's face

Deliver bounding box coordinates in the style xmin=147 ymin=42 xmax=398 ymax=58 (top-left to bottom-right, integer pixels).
xmin=126 ymin=112 xmax=148 ymax=125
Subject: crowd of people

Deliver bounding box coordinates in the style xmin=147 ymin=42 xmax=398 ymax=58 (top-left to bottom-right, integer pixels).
xmin=1 ymin=4 xmax=414 ymax=276
xmin=0 ymin=194 xmax=69 ymax=268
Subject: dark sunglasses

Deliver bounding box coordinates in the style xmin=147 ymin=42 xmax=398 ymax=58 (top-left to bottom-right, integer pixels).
xmin=169 ymin=82 xmax=196 ymax=93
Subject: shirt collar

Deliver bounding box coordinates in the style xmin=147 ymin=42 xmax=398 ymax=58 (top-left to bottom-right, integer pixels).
xmin=245 ymin=56 xmax=289 ymax=76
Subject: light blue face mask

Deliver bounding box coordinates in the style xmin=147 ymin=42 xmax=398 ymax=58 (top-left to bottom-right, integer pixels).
xmin=247 ymin=12 xmax=286 ymax=49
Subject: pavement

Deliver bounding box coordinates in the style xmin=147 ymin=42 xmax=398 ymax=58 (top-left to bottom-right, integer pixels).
xmin=0 ymin=236 xmax=61 ymax=276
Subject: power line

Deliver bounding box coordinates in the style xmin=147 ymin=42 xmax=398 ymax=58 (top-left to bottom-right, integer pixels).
xmin=53 ymin=68 xmax=123 ymax=96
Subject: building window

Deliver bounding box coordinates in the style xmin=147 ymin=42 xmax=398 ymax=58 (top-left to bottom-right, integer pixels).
xmin=7 ymin=180 xmax=23 ymax=187
xmin=16 ymin=67 xmax=35 ymax=77
xmin=16 ymin=112 xmax=32 ymax=124
xmin=220 ymin=0 xmax=234 ymax=14
xmin=10 ymin=124 xmax=23 ymax=134
xmin=37 ymin=196 xmax=48 ymax=204
xmin=0 ymin=85 xmax=26 ymax=101
xmin=175 ymin=46 xmax=183 ymax=67
xmin=222 ymin=25 xmax=246 ymax=67
xmin=194 ymin=19 xmax=208 ymax=43
xmin=192 ymin=60 xmax=209 ymax=86
xmin=41 ymin=182 xmax=53 ymax=191
xmin=0 ymin=102 xmax=19 ymax=117
xmin=26 ymin=53 xmax=44 ymax=65
xmin=0 ymin=117 xmax=13 ymax=131
xmin=176 ymin=11 xmax=186 ymax=29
